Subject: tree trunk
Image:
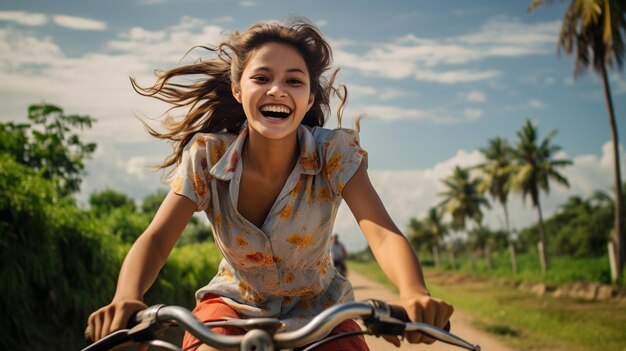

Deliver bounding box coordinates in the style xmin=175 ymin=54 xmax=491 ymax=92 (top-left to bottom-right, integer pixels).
xmin=485 ymin=245 xmax=493 ymax=271
xmin=600 ymin=64 xmax=624 ymax=281
xmin=509 ymin=242 xmax=518 ymax=274
xmin=502 ymin=202 xmax=518 ymax=273
xmin=433 ymin=244 xmax=440 ymax=268
xmin=449 ymin=250 xmax=457 ymax=269
xmin=609 ymin=241 xmax=618 ymax=283
xmin=536 ymin=198 xmax=550 ymax=272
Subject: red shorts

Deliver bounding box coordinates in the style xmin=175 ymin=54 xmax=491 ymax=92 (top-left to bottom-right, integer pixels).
xmin=182 ymin=294 xmax=369 ymax=351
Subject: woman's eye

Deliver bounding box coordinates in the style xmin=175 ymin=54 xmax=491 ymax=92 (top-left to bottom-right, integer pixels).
xmin=253 ymin=76 xmax=268 ymax=82
xmin=287 ymin=79 xmax=303 ymax=85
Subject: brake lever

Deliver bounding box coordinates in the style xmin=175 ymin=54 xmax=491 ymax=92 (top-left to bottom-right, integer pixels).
xmin=363 ymin=299 xmax=451 ymax=335
xmin=363 ymin=299 xmax=407 ymax=336
xmin=128 ymin=305 xmax=170 ymax=342
xmin=82 ymin=329 xmax=131 ymax=351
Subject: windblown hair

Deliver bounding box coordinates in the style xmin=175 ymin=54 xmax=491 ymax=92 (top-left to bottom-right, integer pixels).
xmin=132 ymin=18 xmax=348 ymax=170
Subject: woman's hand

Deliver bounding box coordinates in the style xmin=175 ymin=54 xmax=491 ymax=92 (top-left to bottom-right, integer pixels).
xmin=86 ymin=298 xmax=147 ymax=343
xmin=383 ymin=293 xmax=454 ymax=347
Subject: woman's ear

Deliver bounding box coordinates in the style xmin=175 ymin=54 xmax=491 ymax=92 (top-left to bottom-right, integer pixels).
xmin=232 ymin=84 xmax=241 ymax=103
xmin=307 ymin=93 xmax=315 ymax=111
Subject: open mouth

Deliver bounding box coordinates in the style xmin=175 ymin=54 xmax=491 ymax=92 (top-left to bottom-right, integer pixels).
xmin=260 ymin=104 xmax=292 ymax=119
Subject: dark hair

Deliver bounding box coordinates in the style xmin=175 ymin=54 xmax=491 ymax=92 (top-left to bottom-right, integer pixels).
xmin=132 ymin=18 xmax=347 ymax=170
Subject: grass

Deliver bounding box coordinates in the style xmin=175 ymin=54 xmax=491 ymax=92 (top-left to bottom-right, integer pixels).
xmin=349 ymin=260 xmax=626 ymax=351
xmin=448 ymin=251 xmax=615 ymax=286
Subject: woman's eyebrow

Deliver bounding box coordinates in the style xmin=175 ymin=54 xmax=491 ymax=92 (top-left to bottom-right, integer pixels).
xmin=252 ymin=66 xmax=307 ymax=75
xmin=286 ymin=68 xmax=306 ymax=74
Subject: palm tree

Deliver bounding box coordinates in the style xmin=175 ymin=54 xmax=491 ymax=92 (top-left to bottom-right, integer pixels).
xmin=440 ymin=166 xmax=490 ymax=231
xmin=476 ymin=137 xmax=518 ymax=272
xmin=529 ymin=0 xmax=625 ymax=280
xmin=439 ymin=166 xmax=491 ymax=269
xmin=509 ymin=120 xmax=572 ymax=272
xmin=423 ymin=207 xmax=449 ymax=268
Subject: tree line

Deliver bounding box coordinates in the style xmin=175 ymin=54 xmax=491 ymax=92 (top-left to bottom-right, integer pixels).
xmin=407 ymin=119 xmax=622 ymax=282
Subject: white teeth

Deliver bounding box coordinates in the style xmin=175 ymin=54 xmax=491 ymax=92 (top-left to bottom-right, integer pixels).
xmin=261 ymin=105 xmax=292 ymax=114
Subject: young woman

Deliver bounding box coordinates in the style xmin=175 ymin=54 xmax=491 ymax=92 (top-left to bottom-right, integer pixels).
xmin=87 ymin=19 xmax=453 ymax=351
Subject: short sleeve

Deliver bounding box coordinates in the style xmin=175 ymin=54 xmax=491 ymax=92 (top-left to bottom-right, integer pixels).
xmin=169 ymin=134 xmax=212 ymax=212
xmin=323 ymin=129 xmax=368 ymax=196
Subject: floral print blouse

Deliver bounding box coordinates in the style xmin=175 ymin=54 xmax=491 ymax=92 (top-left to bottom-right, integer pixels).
xmin=170 ymin=124 xmax=367 ymax=332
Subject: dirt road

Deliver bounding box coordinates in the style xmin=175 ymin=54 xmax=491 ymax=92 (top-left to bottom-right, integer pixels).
xmin=349 ymin=271 xmax=515 ymax=351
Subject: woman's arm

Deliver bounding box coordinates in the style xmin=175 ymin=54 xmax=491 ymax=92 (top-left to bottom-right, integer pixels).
xmin=87 ymin=191 xmax=197 ymax=341
xmin=342 ymin=162 xmax=453 ymax=345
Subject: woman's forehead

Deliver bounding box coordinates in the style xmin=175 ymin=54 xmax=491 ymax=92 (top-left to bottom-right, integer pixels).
xmin=245 ymin=42 xmax=308 ymax=73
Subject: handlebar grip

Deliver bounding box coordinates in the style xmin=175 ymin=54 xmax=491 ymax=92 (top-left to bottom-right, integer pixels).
xmin=127 ymin=310 xmax=141 ymax=329
xmin=388 ymin=304 xmax=410 ymax=322
xmin=388 ymin=303 xmax=451 ymax=331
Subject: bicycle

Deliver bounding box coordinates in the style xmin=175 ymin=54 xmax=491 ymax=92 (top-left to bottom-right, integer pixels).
xmin=83 ymin=299 xmax=480 ymax=351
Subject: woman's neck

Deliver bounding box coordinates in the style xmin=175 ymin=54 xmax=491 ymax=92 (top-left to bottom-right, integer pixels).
xmin=243 ymin=130 xmax=299 ymax=180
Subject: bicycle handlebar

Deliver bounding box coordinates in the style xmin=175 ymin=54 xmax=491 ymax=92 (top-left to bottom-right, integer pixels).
xmin=83 ymin=300 xmax=480 ymax=351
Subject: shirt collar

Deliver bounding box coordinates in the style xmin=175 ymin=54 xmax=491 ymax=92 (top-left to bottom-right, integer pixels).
xmin=210 ymin=124 xmax=321 ymax=181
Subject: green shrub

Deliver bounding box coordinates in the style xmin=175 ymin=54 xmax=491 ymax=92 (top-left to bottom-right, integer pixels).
xmin=0 ymin=155 xmax=123 ymax=350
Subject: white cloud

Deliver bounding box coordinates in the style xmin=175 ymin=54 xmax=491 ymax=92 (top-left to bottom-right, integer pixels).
xmin=528 ymin=99 xmax=545 ymax=108
xmin=107 ymin=20 xmax=225 ymax=64
xmin=0 ymin=11 xmax=107 ymax=30
xmin=380 ymin=88 xmax=411 ymax=100
xmin=459 ymin=17 xmax=559 ymax=54
xmin=240 ymin=1 xmax=256 ymax=7
xmin=125 ymin=27 xmax=167 ymax=42
xmin=0 ymin=11 xmax=47 ymax=26
xmin=355 ymin=105 xmax=425 ymax=122
xmin=333 ymin=16 xmax=558 ymax=84
xmin=0 ymin=28 xmax=64 ymax=68
xmin=126 ymin=156 xmax=163 ymax=181
xmin=352 ymin=104 xmax=466 ymax=124
xmin=461 ymin=90 xmax=487 ymax=103
xmin=335 ymin=148 xmax=485 ymax=251
xmin=0 ymin=20 xmax=226 ymax=143
xmin=212 ymin=16 xmax=235 ymax=24
xmin=523 ymin=71 xmax=556 ymax=87
xmin=600 ymin=141 xmax=624 ymax=169
xmin=52 ymin=15 xmax=107 ymax=31
xmin=139 ymin=0 xmax=170 ymax=4
xmin=464 ymin=107 xmax=483 ymax=120
xmin=315 ymin=19 xmax=328 ymax=28
xmin=79 ymin=142 xmax=169 ymax=206
xmin=611 ymin=73 xmax=626 ymax=95
xmin=414 ymin=69 xmax=500 ymax=84
xmin=347 ymin=84 xmax=377 ymax=97
xmin=346 ymin=84 xmax=410 ymax=101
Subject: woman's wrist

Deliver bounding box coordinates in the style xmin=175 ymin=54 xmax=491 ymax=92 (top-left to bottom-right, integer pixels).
xmin=399 ymin=286 xmax=431 ymax=299
xmin=112 ymin=294 xmax=144 ymax=304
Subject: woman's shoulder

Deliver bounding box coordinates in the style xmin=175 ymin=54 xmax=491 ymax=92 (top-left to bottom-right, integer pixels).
xmin=190 ymin=131 xmax=238 ymax=147
xmin=309 ymin=126 xmax=359 ymax=146
xmin=183 ymin=132 xmax=238 ymax=165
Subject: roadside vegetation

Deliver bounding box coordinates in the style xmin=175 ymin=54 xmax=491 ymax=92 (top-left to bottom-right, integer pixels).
xmin=349 ymin=260 xmax=626 ymax=351
xmin=0 ymin=104 xmax=220 ymax=350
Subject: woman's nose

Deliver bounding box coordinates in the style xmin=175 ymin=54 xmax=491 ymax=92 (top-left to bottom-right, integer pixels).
xmin=266 ymin=84 xmax=287 ymax=98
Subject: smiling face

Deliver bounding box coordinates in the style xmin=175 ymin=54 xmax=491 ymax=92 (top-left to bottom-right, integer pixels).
xmin=233 ymin=42 xmax=315 ymax=141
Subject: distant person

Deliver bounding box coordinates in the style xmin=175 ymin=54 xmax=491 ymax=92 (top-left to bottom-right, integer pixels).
xmin=86 ymin=18 xmax=453 ymax=351
xmin=331 ymin=234 xmax=348 ymax=276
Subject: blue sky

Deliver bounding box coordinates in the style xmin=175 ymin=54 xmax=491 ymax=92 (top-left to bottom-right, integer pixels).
xmin=1 ymin=0 xmax=625 ymax=251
